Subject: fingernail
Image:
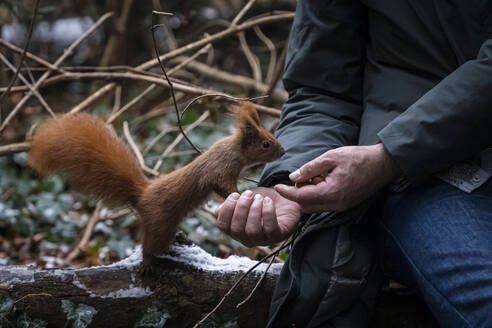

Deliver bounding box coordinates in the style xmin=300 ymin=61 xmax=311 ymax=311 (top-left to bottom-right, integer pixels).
xmin=243 ymin=190 xmax=253 ymax=198
xmin=229 ymin=192 xmax=240 ymax=200
xmin=264 ymin=196 xmax=272 ymax=204
xmin=254 ymin=194 xmax=263 ymax=201
xmin=289 ymin=170 xmax=300 ymax=180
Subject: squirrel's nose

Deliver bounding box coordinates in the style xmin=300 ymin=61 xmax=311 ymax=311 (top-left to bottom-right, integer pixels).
xmin=279 ymin=147 xmax=285 ymax=156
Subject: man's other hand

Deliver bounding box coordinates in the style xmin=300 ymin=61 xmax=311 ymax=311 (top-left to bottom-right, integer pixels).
xmin=215 ymin=187 xmax=301 ymax=247
xmin=275 ymin=144 xmax=401 ymax=213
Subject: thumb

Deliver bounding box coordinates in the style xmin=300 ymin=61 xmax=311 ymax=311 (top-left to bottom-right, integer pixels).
xmin=289 ymin=155 xmax=336 ymax=182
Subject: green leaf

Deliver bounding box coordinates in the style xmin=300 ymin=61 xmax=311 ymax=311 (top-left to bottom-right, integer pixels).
xmin=0 ymin=296 xmax=14 ymax=313
xmin=61 ymin=300 xmax=97 ymax=328
xmin=279 ymin=252 xmax=288 ymax=261
xmin=16 ymin=313 xmax=48 ymax=328
xmin=134 ymin=302 xmax=170 ymax=328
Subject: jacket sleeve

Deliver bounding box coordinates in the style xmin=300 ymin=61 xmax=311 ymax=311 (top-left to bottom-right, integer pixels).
xmin=260 ymin=0 xmax=367 ymax=187
xmin=378 ymin=37 xmax=492 ymax=186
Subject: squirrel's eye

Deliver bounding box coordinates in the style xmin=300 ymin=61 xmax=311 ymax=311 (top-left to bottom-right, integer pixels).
xmin=263 ymin=141 xmax=270 ymax=148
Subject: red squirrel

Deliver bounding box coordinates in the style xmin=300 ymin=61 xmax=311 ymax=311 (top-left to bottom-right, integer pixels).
xmin=27 ymin=102 xmax=284 ymax=275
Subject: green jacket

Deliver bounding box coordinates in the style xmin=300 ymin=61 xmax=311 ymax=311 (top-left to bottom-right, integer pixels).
xmin=260 ymin=1 xmax=492 ymax=327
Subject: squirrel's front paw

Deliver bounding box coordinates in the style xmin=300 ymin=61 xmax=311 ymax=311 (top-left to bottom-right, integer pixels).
xmin=139 ymin=256 xmax=161 ymax=282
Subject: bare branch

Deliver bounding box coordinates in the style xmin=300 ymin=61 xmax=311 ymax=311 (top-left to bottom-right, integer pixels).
xmin=0 ymin=53 xmax=55 ymax=117
xmin=254 ymin=26 xmax=277 ymax=85
xmin=123 ymin=121 xmax=159 ymax=176
xmin=0 ymin=39 xmax=67 ymax=74
xmin=238 ymin=31 xmax=262 ymax=83
xmin=5 ymin=71 xmax=281 ymax=116
xmin=0 ymin=0 xmax=40 ymax=123
xmin=0 ymin=142 xmax=30 ymax=156
xmin=70 ymin=83 xmax=116 ymax=114
xmin=153 ymin=111 xmax=209 ymax=171
xmin=142 ymin=125 xmax=180 ymax=155
xmin=111 ymin=85 xmax=122 ymax=115
xmin=68 ymin=12 xmax=292 ymax=119
xmin=0 ymin=12 xmax=114 ymax=132
xmin=169 ymin=56 xmax=288 ymax=102
xmin=139 ymin=12 xmax=294 ymax=71
xmin=231 ymin=0 xmax=257 ymax=26
xmin=152 ymin=12 xmax=202 ymax=155
xmin=106 ymin=44 xmax=211 ymax=124
xmin=64 ymin=202 xmax=103 ymax=264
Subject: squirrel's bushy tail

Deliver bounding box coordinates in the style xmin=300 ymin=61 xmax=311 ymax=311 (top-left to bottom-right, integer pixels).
xmin=28 ymin=113 xmax=149 ymax=207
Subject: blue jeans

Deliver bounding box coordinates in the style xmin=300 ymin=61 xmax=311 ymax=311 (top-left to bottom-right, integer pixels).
xmin=379 ymin=178 xmax=492 ymax=327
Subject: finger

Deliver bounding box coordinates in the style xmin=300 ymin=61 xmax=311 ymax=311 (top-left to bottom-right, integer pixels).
xmin=216 ymin=192 xmax=240 ymax=233
xmin=274 ymin=183 xmax=326 ymax=205
xmin=245 ymin=194 xmax=267 ymax=245
xmin=230 ymin=190 xmax=255 ymax=245
xmin=261 ymin=196 xmax=282 ymax=243
xmin=289 ymin=155 xmax=336 ymax=182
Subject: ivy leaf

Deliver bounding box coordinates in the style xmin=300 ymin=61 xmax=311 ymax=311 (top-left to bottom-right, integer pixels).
xmin=16 ymin=313 xmax=48 ymax=328
xmin=0 ymin=296 xmax=14 ymax=313
xmin=134 ymin=302 xmax=170 ymax=328
xmin=61 ymin=300 xmax=97 ymax=328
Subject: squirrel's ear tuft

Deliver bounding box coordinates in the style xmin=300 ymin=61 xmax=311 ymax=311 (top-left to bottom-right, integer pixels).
xmin=231 ymin=101 xmax=261 ymax=128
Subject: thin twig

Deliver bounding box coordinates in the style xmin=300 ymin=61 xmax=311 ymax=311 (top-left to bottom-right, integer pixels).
xmin=123 ymin=121 xmax=159 ymax=176
xmin=143 ymin=125 xmax=180 ymax=154
xmin=152 ymin=0 xmax=178 ymax=50
xmin=140 ymin=12 xmax=294 ymax=71
xmin=13 ymin=71 xmax=281 ymax=116
xmin=253 ymin=26 xmax=277 ymax=85
xmin=264 ymin=40 xmax=288 ymax=104
xmin=0 ymin=53 xmax=55 ymax=117
xmin=153 ymin=111 xmax=209 ymax=171
xmin=107 ymin=84 xmax=154 ymax=124
xmin=152 ymin=12 xmax=201 ymax=154
xmin=70 ymin=83 xmax=116 ymax=114
xmin=0 ymin=0 xmax=40 ymax=124
xmin=180 ymin=94 xmax=268 ymax=121
xmin=193 ymin=238 xmax=294 ymax=328
xmin=152 ymin=10 xmax=173 ymax=16
xmin=23 ymin=61 xmax=36 ymax=85
xmin=238 ymin=31 xmax=262 ymax=83
xmin=13 ymin=293 xmax=52 ymax=305
xmin=111 ymin=85 xmax=122 ymax=115
xmin=0 ymin=38 xmax=67 ymax=74
xmin=100 ymin=208 xmax=131 ymax=221
xmin=236 ymin=241 xmax=282 ymax=308
xmin=231 ymin=0 xmax=257 ymax=26
xmin=107 ymin=44 xmax=211 ymax=124
xmin=0 ymin=142 xmax=30 ymax=156
xmin=169 ymin=56 xmax=288 ymax=102
xmin=131 ymin=95 xmax=185 ymax=127
xmin=64 ymin=202 xmax=103 ymax=264
xmin=64 ymin=12 xmax=293 ymax=118
xmin=0 ymin=12 xmax=114 ymax=132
